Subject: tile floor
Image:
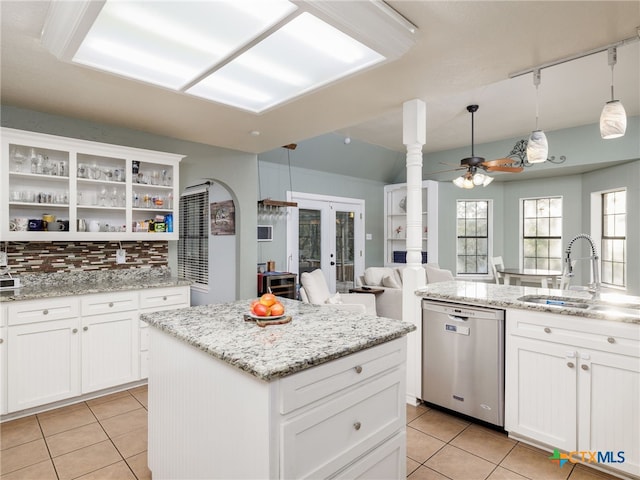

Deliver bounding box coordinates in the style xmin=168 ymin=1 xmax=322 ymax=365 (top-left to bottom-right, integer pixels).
xmin=0 ymin=387 xmax=624 ymax=480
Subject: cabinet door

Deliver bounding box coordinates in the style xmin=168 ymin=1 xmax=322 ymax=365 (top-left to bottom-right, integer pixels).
xmin=578 ymin=350 xmax=640 ymax=477
xmin=0 ymin=325 xmax=6 ymax=415
xmin=81 ymin=311 xmax=139 ymax=393
xmin=505 ymin=336 xmax=577 ymax=451
xmin=8 ymin=318 xmax=81 ymax=412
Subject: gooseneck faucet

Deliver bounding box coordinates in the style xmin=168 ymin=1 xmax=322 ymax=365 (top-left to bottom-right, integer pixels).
xmin=564 ymin=234 xmax=601 ymax=297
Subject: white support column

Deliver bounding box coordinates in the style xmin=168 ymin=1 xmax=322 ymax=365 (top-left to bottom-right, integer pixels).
xmin=402 ymin=99 xmax=426 ymax=406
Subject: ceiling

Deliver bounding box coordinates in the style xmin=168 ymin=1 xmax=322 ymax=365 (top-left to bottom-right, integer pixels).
xmin=1 ymin=1 xmax=639 ymax=165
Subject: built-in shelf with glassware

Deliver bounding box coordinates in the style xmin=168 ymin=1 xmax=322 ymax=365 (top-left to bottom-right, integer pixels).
xmin=383 ymin=180 xmax=438 ymax=266
xmin=1 ymin=128 xmax=183 ymax=240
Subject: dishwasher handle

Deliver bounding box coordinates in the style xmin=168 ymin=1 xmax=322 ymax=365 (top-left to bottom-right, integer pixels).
xmin=447 ymin=314 xmax=469 ymax=322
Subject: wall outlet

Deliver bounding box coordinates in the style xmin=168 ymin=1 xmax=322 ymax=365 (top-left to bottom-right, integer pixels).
xmin=0 ymin=252 xmax=7 ymax=267
xmin=116 ymin=249 xmax=127 ymax=264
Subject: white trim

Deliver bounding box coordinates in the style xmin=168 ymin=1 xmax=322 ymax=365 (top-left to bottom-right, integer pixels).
xmin=454 ymin=198 xmax=493 ymax=277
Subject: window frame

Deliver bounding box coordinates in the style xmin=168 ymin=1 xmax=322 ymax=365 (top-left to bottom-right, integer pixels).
xmin=519 ymin=196 xmax=564 ymax=271
xmin=592 ymin=188 xmax=627 ymax=290
xmin=178 ymin=187 xmax=209 ymax=292
xmin=455 ymin=199 xmax=493 ymax=278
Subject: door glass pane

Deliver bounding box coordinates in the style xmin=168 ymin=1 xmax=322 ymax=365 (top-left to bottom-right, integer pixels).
xmin=298 ymin=209 xmax=321 ymax=275
xmin=335 ymin=210 xmax=354 ymax=292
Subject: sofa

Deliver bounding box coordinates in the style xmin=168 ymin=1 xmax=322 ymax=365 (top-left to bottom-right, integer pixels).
xmin=356 ymin=264 xmax=454 ymax=320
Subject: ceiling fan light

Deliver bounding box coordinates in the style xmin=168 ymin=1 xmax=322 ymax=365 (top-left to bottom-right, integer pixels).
xmin=472 ymin=173 xmax=485 ymax=185
xmin=526 ymin=130 xmax=548 ymax=164
xmin=453 ymin=176 xmax=466 ymax=188
xmin=462 ymin=177 xmax=474 ymax=189
xmin=600 ymin=100 xmax=627 ymax=139
xmin=482 ymin=175 xmax=494 ymax=187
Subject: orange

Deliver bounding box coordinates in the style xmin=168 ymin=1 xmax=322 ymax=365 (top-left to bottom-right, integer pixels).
xmin=259 ymin=293 xmax=277 ymax=307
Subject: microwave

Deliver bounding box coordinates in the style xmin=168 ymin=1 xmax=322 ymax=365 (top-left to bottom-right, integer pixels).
xmin=257 ymin=225 xmax=273 ymax=242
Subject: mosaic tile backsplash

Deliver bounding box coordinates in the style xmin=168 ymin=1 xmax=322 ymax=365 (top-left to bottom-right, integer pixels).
xmin=3 ymin=241 xmax=168 ymax=276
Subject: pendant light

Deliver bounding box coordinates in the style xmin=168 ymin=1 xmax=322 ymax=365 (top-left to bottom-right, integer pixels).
xmin=526 ymin=69 xmax=548 ymax=164
xmin=600 ymin=47 xmax=627 ymax=139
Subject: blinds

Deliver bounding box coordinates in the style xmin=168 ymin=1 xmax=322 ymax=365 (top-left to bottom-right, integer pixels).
xmin=178 ymin=189 xmax=208 ymax=287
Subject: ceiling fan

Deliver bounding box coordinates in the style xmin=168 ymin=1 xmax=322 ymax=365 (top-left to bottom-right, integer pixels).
xmin=429 ymin=105 xmax=524 ymax=187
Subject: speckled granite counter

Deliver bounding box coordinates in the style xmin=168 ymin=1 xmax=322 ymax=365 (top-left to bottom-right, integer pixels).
xmin=0 ymin=268 xmax=191 ymax=302
xmin=140 ymin=298 xmax=416 ymax=381
xmin=416 ymin=281 xmax=640 ymax=324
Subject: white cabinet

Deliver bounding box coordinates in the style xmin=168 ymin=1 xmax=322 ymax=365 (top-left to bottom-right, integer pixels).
xmin=149 ymin=333 xmax=407 ymax=479
xmin=7 ymin=297 xmax=81 ymax=411
xmin=1 ymin=304 xmax=8 ymax=414
xmin=80 ymin=292 xmax=139 ymax=393
xmin=505 ymin=309 xmax=640 ymax=477
xmin=384 ymin=180 xmax=438 ymax=266
xmin=1 ymin=127 xmax=183 ymax=240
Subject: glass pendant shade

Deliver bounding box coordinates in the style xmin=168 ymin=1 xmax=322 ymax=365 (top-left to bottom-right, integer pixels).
xmin=462 ymin=177 xmax=474 ymax=189
xmin=453 ymin=176 xmax=465 ymax=188
xmin=482 ymin=176 xmax=494 ymax=187
xmin=472 ymin=173 xmax=486 ymax=186
xmin=526 ymin=129 xmax=548 ymax=164
xmin=600 ymin=100 xmax=627 ymax=139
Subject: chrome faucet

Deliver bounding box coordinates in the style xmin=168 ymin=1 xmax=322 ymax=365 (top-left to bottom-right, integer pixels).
xmin=564 ymin=234 xmax=601 ymax=298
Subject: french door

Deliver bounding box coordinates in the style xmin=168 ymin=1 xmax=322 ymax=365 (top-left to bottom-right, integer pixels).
xmin=287 ymin=192 xmax=364 ymax=293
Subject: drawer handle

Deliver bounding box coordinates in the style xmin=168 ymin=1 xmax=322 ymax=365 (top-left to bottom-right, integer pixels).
xmin=353 ymin=421 xmax=361 ymax=431
xmin=43 ymin=309 xmax=49 ymax=315
xmin=72 ymin=328 xmax=78 ymax=334
xmin=581 ymin=364 xmax=589 ymax=371
xmin=567 ymin=361 xmax=574 ymax=368
xmin=607 ymin=337 xmax=615 ymax=344
xmin=162 ymin=296 xmax=167 ymax=301
xmin=354 ymin=365 xmax=363 ymax=374
xmin=83 ymin=326 xmax=88 ymax=331
xmin=109 ymin=302 xmax=114 ymax=308
xmin=544 ymin=327 xmax=551 ymax=334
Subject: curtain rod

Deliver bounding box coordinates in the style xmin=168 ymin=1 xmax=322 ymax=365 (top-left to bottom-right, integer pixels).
xmin=509 ymin=27 xmax=640 ymax=79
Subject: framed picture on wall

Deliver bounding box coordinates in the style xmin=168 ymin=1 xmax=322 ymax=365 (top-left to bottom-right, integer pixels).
xmin=210 ymin=200 xmax=235 ymax=235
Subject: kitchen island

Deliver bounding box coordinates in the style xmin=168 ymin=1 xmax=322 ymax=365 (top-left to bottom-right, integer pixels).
xmin=417 ymin=281 xmax=639 ymax=478
xmin=141 ymin=298 xmax=416 ymax=479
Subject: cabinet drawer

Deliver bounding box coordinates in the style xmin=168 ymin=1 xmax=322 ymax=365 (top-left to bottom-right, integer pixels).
xmin=8 ymin=297 xmax=79 ymax=325
xmin=81 ymin=292 xmax=138 ymax=316
xmin=279 ymin=337 xmax=405 ymax=414
xmin=332 ymin=430 xmax=405 ymax=479
xmin=281 ymin=369 xmax=404 ymax=480
xmin=139 ymin=287 xmax=189 ymax=311
xmin=508 ymin=309 xmax=640 ymax=357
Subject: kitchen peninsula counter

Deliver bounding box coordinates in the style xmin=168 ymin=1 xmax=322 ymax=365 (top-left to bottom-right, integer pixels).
xmin=143 ymin=298 xmax=415 ymax=479
xmin=416 ymin=281 xmax=639 ymax=324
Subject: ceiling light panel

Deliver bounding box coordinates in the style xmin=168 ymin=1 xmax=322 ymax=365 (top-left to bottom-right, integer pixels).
xmin=72 ymin=0 xmax=297 ymax=90
xmin=187 ymin=12 xmax=384 ymax=112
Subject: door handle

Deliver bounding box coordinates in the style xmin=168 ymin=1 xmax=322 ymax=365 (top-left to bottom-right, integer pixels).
xmin=330 ymin=261 xmax=335 ymax=266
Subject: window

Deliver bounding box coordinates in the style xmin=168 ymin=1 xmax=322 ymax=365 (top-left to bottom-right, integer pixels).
xmin=456 ymin=200 xmax=490 ymax=275
xmin=178 ymin=189 xmax=209 ymax=288
xmin=601 ymin=189 xmax=626 ymax=287
xmin=522 ymin=197 xmax=563 ymax=270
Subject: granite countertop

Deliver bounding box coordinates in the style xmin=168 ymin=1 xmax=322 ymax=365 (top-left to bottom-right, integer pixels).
xmin=416 ymin=281 xmax=640 ymax=324
xmin=0 ymin=268 xmax=192 ymax=302
xmin=140 ymin=298 xmax=416 ymax=381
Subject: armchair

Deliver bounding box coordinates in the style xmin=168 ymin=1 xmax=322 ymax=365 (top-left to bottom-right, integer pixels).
xmin=299 ymin=269 xmax=377 ymax=315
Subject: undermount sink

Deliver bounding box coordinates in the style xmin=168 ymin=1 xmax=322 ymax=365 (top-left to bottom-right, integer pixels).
xmin=517 ymin=295 xmax=590 ymax=309
xmin=517 ymin=295 xmax=640 ymax=319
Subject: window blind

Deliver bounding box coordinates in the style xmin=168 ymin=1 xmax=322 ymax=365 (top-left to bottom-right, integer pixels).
xmin=178 ymin=189 xmax=208 ymax=287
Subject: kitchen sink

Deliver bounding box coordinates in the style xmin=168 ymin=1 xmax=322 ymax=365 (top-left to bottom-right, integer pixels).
xmin=586 ymin=304 xmax=640 ymax=320
xmin=517 ymin=295 xmax=590 ymax=309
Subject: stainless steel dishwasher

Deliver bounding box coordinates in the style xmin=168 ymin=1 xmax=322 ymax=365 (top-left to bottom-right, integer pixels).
xmin=422 ymin=299 xmax=505 ymax=427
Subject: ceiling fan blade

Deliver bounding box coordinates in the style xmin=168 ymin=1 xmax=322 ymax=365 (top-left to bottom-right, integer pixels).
xmin=425 ymin=166 xmax=467 ymax=175
xmin=481 ymin=157 xmax=518 ymax=167
xmin=484 ymin=165 xmax=524 ymax=173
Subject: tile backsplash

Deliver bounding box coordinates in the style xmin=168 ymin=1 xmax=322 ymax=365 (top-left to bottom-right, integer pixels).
xmin=4 ymin=241 xmax=168 ymax=275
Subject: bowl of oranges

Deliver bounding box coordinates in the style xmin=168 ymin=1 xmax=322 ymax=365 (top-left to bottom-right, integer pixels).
xmin=248 ymin=293 xmax=286 ymax=319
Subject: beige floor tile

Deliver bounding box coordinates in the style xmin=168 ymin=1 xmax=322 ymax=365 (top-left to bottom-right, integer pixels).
xmin=125 ymin=451 xmax=151 ymax=480
xmin=407 ymin=457 xmax=421 ymax=476
xmin=45 ymin=422 xmax=108 ymax=458
xmin=406 ymin=426 xmax=446 ymax=464
xmin=52 ymin=440 xmax=122 ymax=480
xmin=568 ymin=464 xmax=623 ymax=480
xmin=406 ymin=403 xmax=429 ymax=423
xmin=0 ymin=416 xmax=42 ymax=451
xmin=501 ymin=444 xmax=573 ymax=480
xmin=408 ymin=465 xmax=451 ymax=480
xmin=425 ymin=444 xmax=497 ymax=480
xmin=111 ymin=426 xmax=147 ymax=459
xmin=76 ymin=460 xmax=137 ymax=480
xmin=38 ymin=404 xmax=97 ymax=437
xmin=0 ymin=438 xmax=50 ymax=476
xmin=408 ymin=409 xmax=471 ymax=443
xmin=0 ymin=459 xmax=57 ymax=480
xmin=88 ymin=395 xmax=143 ymax=421
xmin=129 ymin=388 xmax=148 ymax=408
xmin=450 ymin=423 xmax=517 ymax=464
xmin=487 ymin=466 xmax=529 ymax=479
xmin=85 ymin=390 xmax=132 ymax=407
xmin=37 ymin=401 xmax=89 ymax=419
xmin=99 ymin=408 xmax=147 ymax=439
